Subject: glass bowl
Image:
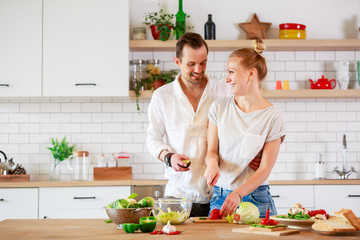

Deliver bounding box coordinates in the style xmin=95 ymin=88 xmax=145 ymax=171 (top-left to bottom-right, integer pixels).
xmin=152 ymin=198 xmax=192 ymax=225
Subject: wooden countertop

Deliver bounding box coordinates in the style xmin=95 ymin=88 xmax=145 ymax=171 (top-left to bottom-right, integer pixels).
xmin=1 ymin=219 xmax=359 ymax=240
xmin=0 ymin=179 xmax=359 ymax=188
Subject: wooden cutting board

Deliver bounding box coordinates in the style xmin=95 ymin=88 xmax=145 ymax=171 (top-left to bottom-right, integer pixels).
xmin=232 ymin=227 xmax=300 ymax=236
xmin=190 ymin=217 xmax=228 ymax=223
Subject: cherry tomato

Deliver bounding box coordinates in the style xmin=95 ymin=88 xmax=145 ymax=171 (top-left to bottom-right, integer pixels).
xmin=261 ymin=219 xmax=268 ymax=225
xmin=234 ymin=213 xmax=241 ymax=222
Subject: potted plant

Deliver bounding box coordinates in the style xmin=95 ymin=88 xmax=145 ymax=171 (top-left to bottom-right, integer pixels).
xmin=143 ymin=7 xmax=192 ymax=41
xmin=143 ymin=8 xmax=175 ymax=41
xmin=134 ymin=69 xmax=178 ymax=111
xmin=47 ymin=137 xmax=76 ymax=181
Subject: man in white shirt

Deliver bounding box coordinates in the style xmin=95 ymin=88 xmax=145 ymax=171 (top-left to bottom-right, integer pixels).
xmin=146 ymin=32 xmax=258 ymax=216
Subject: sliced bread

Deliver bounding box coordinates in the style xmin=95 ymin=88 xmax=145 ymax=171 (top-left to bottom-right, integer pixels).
xmin=334 ymin=208 xmax=360 ymax=230
xmin=311 ymin=216 xmax=356 ymax=232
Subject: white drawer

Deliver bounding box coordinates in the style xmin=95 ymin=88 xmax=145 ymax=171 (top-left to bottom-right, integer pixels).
xmin=39 ymin=186 xmax=130 ymax=210
xmin=315 ymin=185 xmax=360 ymax=216
xmin=0 ymin=188 xmax=38 ymax=220
xmin=270 ymin=185 xmax=314 ymax=209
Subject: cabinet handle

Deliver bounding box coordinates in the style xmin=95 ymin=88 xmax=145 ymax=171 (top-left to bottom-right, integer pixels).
xmin=271 ymin=195 xmax=280 ymax=198
xmin=75 ymin=83 xmax=96 ymax=86
xmin=348 ymin=194 xmax=360 ymax=197
xmin=73 ymin=196 xmax=96 ymax=199
xmin=0 ymin=198 xmax=4 ymax=201
xmin=0 ymin=84 xmax=9 ymax=87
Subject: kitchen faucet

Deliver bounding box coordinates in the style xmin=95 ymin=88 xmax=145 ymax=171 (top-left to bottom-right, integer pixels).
xmin=333 ymin=134 xmax=356 ymax=179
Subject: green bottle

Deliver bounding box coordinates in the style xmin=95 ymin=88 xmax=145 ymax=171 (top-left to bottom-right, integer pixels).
xmin=176 ymin=0 xmax=186 ymax=39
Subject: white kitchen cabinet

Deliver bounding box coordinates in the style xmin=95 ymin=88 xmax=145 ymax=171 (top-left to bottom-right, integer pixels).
xmin=270 ymin=185 xmax=314 ymax=215
xmin=0 ymin=188 xmax=38 ymax=220
xmin=314 ymin=185 xmax=360 ymax=216
xmin=0 ymin=0 xmax=42 ymax=96
xmin=38 ymin=186 xmax=130 ymax=219
xmin=43 ymin=0 xmax=129 ymax=97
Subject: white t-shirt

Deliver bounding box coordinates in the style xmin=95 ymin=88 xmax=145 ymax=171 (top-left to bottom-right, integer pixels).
xmin=146 ymin=74 xmax=229 ymax=203
xmin=208 ymin=96 xmax=285 ymax=190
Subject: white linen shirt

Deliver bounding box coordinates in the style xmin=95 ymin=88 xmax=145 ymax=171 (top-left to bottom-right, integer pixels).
xmin=146 ymin=74 xmax=229 ymax=203
xmin=208 ymin=96 xmax=285 ymax=190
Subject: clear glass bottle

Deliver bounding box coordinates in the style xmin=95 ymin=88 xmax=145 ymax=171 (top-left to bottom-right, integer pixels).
xmin=315 ymin=153 xmax=325 ymax=179
xmin=204 ymin=14 xmax=216 ymax=40
xmin=175 ymin=0 xmax=186 ymax=39
xmin=146 ymin=59 xmax=160 ymax=90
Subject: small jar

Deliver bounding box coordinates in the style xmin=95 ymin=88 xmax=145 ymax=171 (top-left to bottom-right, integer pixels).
xmin=146 ymin=59 xmax=160 ymax=90
xmin=129 ymin=59 xmax=146 ymax=90
xmin=133 ymin=27 xmax=146 ymax=40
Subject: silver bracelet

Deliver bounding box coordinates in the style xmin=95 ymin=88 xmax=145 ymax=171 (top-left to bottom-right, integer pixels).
xmin=233 ymin=190 xmax=242 ymax=202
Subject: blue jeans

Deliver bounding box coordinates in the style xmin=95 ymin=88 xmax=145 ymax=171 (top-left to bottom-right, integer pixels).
xmin=209 ymin=185 xmax=278 ymax=218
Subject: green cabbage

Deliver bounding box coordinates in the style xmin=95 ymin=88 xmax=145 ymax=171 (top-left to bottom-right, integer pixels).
xmin=235 ymin=202 xmax=260 ymax=224
xmin=155 ymin=207 xmax=189 ymax=225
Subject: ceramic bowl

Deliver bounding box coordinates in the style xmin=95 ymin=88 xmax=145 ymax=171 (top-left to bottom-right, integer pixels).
xmin=105 ymin=207 xmax=153 ymax=225
xmin=279 ymin=30 xmax=306 ymax=39
xmin=279 ymin=23 xmax=306 ymax=30
xmin=152 ymin=198 xmax=192 ymax=225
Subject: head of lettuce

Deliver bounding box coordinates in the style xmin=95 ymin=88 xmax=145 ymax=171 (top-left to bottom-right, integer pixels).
xmin=236 ymin=202 xmax=261 ymax=224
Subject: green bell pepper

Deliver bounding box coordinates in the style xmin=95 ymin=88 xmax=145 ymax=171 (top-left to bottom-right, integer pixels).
xmin=139 ymin=216 xmax=157 ymax=233
xmin=122 ymin=223 xmax=140 ymax=233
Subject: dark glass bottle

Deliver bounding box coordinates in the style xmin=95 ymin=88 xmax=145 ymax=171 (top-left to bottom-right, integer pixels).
xmin=204 ymin=14 xmax=216 ymax=40
xmin=176 ymin=0 xmax=186 ymax=39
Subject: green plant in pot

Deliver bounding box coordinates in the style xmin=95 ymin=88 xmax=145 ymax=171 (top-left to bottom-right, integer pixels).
xmin=143 ymin=8 xmax=175 ymax=41
xmin=134 ymin=69 xmax=178 ymax=111
xmin=47 ymin=137 xmax=76 ymax=181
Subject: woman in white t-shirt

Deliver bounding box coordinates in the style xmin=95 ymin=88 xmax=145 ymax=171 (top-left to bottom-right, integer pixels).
xmin=204 ymin=40 xmax=285 ymax=218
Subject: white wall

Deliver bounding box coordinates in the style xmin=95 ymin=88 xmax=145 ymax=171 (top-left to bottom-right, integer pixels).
xmin=130 ymin=0 xmax=360 ymax=40
xmin=0 ymin=0 xmax=360 ymax=181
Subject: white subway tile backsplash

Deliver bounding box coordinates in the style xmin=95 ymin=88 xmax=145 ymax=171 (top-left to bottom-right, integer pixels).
xmin=316 ymin=112 xmax=336 ymax=121
xmin=61 ymin=103 xmax=81 ymax=112
xmin=123 ymin=123 xmax=145 ymax=132
xmin=326 ymin=101 xmax=346 ymax=111
xmin=286 ymin=102 xmax=306 ymax=111
xmin=50 ymin=113 xmax=71 ymax=122
xmin=30 ymin=134 xmax=49 ymax=143
xmin=295 ymin=112 xmax=316 ymax=121
xmin=305 ymin=61 xmax=325 ymax=71
xmin=123 ymin=143 xmax=143 ymax=153
xmin=40 ymin=124 xmax=61 ymax=133
xmin=102 ymin=123 xmax=123 ymax=133
xmin=335 ymin=51 xmax=355 ymax=61
xmin=0 ymin=124 xmax=19 ymax=133
xmin=295 ymin=51 xmax=315 ymax=61
xmin=112 ymin=133 xmax=133 ymax=143
xmin=92 ymin=113 xmax=112 ymax=122
xmin=347 ymin=122 xmax=360 ymax=131
xmin=285 ymin=62 xmax=306 ymax=71
xmin=9 ymin=113 xmax=29 ymax=123
xmin=19 ymin=103 xmax=40 ymax=112
xmin=70 ymin=113 xmax=91 ymax=122
xmin=81 ymin=123 xmax=102 ymax=133
xmin=102 ymin=103 xmax=123 ymax=112
xmin=306 ymin=102 xmax=326 ymax=112
xmin=337 ymin=112 xmax=357 ymax=121
xmin=213 ymin=51 xmax=231 ymax=61
xmin=30 ymin=113 xmax=50 ymax=123
xmin=82 ymin=103 xmax=102 ymax=112
xmin=315 ymin=51 xmax=335 ymax=61
xmin=153 ymin=51 xmax=174 ymax=61
xmin=20 ymin=144 xmax=39 ymax=154
xmin=40 ymin=103 xmax=60 ymax=112
xmin=307 ymin=122 xmax=327 ymax=132
xmin=143 ymin=163 xmax=164 ymax=174
xmin=275 ymin=51 xmax=295 ymax=61
xmin=113 ymin=113 xmax=133 ymax=122
xmin=20 ymin=124 xmax=40 ymax=133
xmin=263 ymin=51 xmax=275 ymax=61
xmin=275 ymin=72 xmax=295 ymax=81
xmin=9 ymin=134 xmax=29 ymax=144
xmin=267 ymin=61 xmax=286 ymax=71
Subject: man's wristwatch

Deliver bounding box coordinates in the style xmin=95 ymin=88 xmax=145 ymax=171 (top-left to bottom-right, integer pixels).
xmin=164 ymin=152 xmax=175 ymax=167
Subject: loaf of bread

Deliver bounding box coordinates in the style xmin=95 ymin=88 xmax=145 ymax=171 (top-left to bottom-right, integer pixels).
xmin=334 ymin=208 xmax=360 ymax=230
xmin=311 ymin=216 xmax=356 ymax=232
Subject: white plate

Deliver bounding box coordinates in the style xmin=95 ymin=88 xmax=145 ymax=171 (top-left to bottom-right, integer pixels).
xmin=270 ymin=215 xmax=315 ymax=230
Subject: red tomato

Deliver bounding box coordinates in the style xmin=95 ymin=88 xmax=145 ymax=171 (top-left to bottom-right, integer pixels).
xmin=234 ymin=213 xmax=241 ymax=222
xmin=308 ymin=209 xmax=327 ymax=217
xmin=260 ymin=219 xmax=268 ymax=225
xmin=209 ymin=209 xmax=222 ymax=220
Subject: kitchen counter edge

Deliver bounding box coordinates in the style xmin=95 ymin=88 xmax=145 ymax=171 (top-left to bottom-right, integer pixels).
xmin=0 ymin=179 xmax=359 ymax=188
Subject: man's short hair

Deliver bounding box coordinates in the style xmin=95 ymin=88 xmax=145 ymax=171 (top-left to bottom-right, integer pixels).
xmin=176 ymin=32 xmax=208 ymax=61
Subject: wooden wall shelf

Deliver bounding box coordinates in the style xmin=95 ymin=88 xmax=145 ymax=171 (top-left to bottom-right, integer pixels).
xmin=129 ymin=89 xmax=360 ymax=100
xmin=130 ymin=39 xmax=360 ymax=51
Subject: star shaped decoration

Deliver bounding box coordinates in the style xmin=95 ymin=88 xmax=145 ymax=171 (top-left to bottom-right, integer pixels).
xmin=239 ymin=13 xmax=272 ymax=39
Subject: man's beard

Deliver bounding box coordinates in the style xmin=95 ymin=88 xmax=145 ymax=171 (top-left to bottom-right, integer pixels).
xmin=183 ymin=72 xmax=205 ymax=85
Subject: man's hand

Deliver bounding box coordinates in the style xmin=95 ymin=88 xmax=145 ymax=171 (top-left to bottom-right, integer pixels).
xmin=249 ymin=157 xmax=261 ymax=171
xmin=170 ymin=153 xmax=190 ymax=172
xmin=204 ymin=163 xmax=220 ymax=187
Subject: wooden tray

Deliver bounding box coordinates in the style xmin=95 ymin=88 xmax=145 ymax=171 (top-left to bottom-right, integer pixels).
xmin=0 ymin=174 xmax=30 ymax=182
xmin=190 ymin=217 xmax=228 ymax=223
xmin=93 ymin=167 xmax=132 ymax=181
xmin=232 ymin=227 xmax=300 ymax=236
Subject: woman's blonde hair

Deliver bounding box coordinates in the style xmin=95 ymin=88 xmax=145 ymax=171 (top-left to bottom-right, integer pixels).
xmin=229 ymin=39 xmax=267 ymax=81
